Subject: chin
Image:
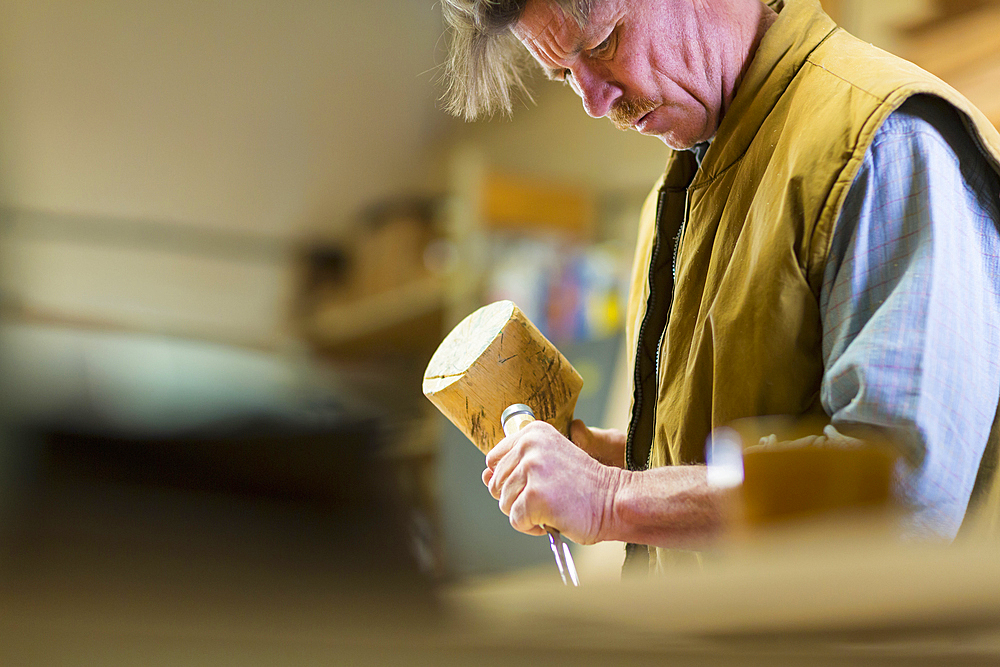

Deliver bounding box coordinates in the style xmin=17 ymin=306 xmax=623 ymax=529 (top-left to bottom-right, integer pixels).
xmin=645 ymin=114 xmax=713 ymax=150
xmin=653 ymin=131 xmax=702 ymax=150
xmin=657 ymin=134 xmax=696 ymax=150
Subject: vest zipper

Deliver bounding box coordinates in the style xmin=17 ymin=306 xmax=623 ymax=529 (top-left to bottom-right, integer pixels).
xmin=647 ymin=188 xmax=691 ymax=472
xmin=673 ymin=190 xmax=691 ymax=284
xmin=625 ymin=186 xmax=692 ymax=471
xmin=649 ymin=322 xmax=667 ymax=471
xmin=625 ymin=188 xmax=668 ymax=472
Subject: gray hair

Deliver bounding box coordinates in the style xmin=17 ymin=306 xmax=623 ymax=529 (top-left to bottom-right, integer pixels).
xmin=440 ymin=0 xmax=591 ymax=120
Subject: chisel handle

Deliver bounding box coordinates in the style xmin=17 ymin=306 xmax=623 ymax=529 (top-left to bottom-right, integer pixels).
xmin=501 ymin=404 xmax=580 ymax=587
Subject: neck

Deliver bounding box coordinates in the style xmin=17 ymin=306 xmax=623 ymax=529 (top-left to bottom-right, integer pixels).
xmin=719 ymin=1 xmax=779 ymax=121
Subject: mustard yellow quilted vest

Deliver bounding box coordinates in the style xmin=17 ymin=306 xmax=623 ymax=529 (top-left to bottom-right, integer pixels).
xmin=624 ymin=0 xmax=1000 ymax=558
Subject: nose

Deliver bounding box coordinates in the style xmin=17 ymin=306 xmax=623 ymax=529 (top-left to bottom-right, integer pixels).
xmin=569 ymin=63 xmax=621 ymax=118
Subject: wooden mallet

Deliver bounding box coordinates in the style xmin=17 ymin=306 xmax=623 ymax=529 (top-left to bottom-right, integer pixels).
xmin=422 ymin=300 xmax=584 ymax=455
xmin=422 ymin=300 xmax=584 ymax=585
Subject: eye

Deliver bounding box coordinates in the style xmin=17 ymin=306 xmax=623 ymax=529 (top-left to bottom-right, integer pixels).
xmin=589 ymin=29 xmax=617 ymax=60
xmin=548 ymin=68 xmax=572 ymax=84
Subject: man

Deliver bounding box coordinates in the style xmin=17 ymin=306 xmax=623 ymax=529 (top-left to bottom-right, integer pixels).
xmin=441 ymin=0 xmax=1000 ymax=568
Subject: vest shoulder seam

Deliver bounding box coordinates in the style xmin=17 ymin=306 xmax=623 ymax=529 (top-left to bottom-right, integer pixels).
xmin=801 ymin=59 xmax=884 ymax=104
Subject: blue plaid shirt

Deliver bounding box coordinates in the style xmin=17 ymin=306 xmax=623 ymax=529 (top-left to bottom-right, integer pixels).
xmin=821 ymin=96 xmax=1000 ymax=539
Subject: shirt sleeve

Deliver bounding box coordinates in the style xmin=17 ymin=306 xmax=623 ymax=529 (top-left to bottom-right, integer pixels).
xmin=820 ymin=96 xmax=1000 ymax=540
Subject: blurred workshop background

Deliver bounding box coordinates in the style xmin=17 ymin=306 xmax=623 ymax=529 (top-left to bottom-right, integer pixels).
xmin=1 ymin=0 xmax=999 ymax=627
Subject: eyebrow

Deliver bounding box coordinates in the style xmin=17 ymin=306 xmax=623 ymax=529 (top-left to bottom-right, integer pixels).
xmin=540 ymin=43 xmax=585 ymax=81
xmin=531 ymin=12 xmax=593 ymax=81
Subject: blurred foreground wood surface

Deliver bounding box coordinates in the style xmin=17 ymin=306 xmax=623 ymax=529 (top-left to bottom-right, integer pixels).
xmin=3 ymin=415 xmax=998 ymax=665
xmin=4 ymin=534 xmax=1000 ymax=666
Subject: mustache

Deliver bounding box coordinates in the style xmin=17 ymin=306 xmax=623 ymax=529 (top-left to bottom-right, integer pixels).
xmin=608 ymin=97 xmax=657 ymax=131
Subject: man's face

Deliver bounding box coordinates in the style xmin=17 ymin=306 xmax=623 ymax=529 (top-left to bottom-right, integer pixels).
xmin=512 ymin=0 xmax=726 ymax=149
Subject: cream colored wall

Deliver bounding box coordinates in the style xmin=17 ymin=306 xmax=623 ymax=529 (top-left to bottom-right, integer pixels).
xmin=838 ymin=0 xmax=935 ymax=53
xmin=0 ymin=0 xmax=450 ymax=236
xmin=0 ymin=0 xmax=453 ymax=346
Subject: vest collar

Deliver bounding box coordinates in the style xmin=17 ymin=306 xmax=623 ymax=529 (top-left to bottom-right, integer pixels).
xmin=696 ymin=0 xmax=837 ymax=184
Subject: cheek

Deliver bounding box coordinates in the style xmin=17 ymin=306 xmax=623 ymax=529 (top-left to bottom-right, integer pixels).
xmin=624 ymin=42 xmax=687 ymax=102
xmin=609 ymin=51 xmax=659 ymax=100
xmin=629 ymin=17 xmax=683 ymax=86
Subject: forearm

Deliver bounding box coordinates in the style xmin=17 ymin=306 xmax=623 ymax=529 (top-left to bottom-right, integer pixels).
xmin=601 ymin=465 xmax=725 ymax=549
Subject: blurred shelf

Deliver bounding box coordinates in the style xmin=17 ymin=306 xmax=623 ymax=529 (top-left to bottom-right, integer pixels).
xmin=301 ymin=274 xmax=446 ymax=357
xmin=0 ymin=301 xmax=280 ymax=352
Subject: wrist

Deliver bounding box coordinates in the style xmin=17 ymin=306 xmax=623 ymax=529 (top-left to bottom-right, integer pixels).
xmin=598 ymin=465 xmax=723 ymax=548
xmin=596 ymin=465 xmax=636 ymax=543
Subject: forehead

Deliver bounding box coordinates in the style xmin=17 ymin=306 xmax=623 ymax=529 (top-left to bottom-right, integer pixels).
xmin=513 ymin=0 xmax=618 ymax=76
xmin=513 ymin=2 xmax=585 ymax=53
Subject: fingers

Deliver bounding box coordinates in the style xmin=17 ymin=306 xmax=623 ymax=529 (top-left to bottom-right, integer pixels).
xmin=509 ymin=486 xmax=546 ymax=536
xmin=511 ymin=513 xmax=545 ymax=535
xmin=482 ymin=421 xmax=571 ymax=536
xmin=497 ymin=461 xmax=528 ymax=516
xmin=485 ymin=449 xmax=546 ymax=535
xmin=483 ymin=433 xmax=518 ymax=499
xmin=485 ymin=431 xmax=517 ymax=470
xmin=485 ymin=421 xmax=546 ymax=496
xmin=487 ymin=434 xmax=530 ymax=500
